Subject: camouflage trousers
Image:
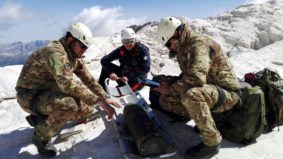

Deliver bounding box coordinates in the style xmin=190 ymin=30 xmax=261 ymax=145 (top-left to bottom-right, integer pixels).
xmin=16 ymin=88 xmax=94 ymax=141
xmin=155 ymin=76 xmax=240 ymax=146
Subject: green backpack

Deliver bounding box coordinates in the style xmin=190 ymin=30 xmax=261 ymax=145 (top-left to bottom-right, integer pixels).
xmin=248 ymin=68 xmax=283 ymax=131
xmin=213 ymin=85 xmax=267 ymax=145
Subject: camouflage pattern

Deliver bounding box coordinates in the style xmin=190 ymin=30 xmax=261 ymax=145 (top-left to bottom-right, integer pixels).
xmin=159 ymin=22 xmax=240 ymax=146
xmin=16 ymin=37 xmax=108 ymax=141
xmin=16 ymin=37 xmax=108 ymax=105
xmin=16 ymin=88 xmax=40 ymax=115
xmin=34 ymin=91 xmax=94 ymax=141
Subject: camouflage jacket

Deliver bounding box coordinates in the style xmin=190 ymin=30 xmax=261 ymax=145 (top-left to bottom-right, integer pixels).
xmin=16 ymin=37 xmax=108 ymax=105
xmin=169 ymin=23 xmax=240 ymax=95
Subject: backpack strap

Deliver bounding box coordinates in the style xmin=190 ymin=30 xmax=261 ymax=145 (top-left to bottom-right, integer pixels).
xmin=212 ymin=86 xmax=226 ymax=111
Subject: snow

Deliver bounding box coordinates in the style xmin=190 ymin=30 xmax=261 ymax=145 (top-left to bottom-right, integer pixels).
xmin=1 ymin=0 xmax=283 ymax=158
xmin=0 ymin=65 xmax=22 ymax=101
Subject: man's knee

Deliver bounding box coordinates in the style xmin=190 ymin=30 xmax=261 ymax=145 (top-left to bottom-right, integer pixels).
xmin=61 ymin=97 xmax=79 ymax=112
xmin=36 ymin=94 xmax=79 ymax=116
xmin=181 ymin=87 xmax=205 ymax=105
xmin=181 ymin=87 xmax=211 ymax=119
xmin=45 ymin=97 xmax=81 ymax=125
xmin=181 ymin=85 xmax=219 ymax=110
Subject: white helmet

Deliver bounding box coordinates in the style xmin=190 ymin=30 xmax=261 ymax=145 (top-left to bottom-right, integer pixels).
xmin=68 ymin=22 xmax=94 ymax=48
xmin=121 ymin=28 xmax=136 ymax=40
xmin=156 ymin=16 xmax=181 ymax=46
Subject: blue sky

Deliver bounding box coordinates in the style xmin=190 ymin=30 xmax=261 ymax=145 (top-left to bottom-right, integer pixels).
xmin=0 ymin=0 xmax=257 ymax=43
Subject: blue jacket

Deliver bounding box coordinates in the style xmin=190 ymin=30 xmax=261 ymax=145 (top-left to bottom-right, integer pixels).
xmin=101 ymin=42 xmax=151 ymax=84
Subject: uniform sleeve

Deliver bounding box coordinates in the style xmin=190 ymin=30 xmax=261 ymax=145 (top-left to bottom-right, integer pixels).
xmin=100 ymin=48 xmax=120 ymax=74
xmin=169 ymin=42 xmax=210 ymax=95
xmin=74 ymin=60 xmax=109 ymax=100
xmin=43 ymin=52 xmax=101 ymax=106
xmin=137 ymin=46 xmax=151 ymax=75
xmin=128 ymin=46 xmax=151 ymax=82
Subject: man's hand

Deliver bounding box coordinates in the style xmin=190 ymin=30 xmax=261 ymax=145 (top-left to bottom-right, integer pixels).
xmin=105 ymin=98 xmax=122 ymax=108
xmin=153 ymin=82 xmax=169 ymax=95
xmin=109 ymin=73 xmax=119 ymax=81
xmin=97 ymin=98 xmax=122 ymax=120
xmin=119 ymin=76 xmax=128 ymax=83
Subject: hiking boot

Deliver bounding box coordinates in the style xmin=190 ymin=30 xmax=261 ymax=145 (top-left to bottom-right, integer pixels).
xmin=32 ymin=133 xmax=57 ymax=157
xmin=185 ymin=142 xmax=219 ymax=159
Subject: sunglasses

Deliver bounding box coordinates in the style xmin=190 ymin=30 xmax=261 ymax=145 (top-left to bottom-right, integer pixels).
xmin=122 ymin=39 xmax=135 ymax=45
xmin=78 ymin=41 xmax=88 ymax=50
xmin=165 ymin=40 xmax=171 ymax=48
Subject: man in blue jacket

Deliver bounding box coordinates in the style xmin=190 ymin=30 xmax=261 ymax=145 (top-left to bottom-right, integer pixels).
xmin=98 ymin=28 xmax=151 ymax=91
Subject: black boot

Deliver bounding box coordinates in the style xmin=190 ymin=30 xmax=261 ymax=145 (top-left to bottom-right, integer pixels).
xmin=185 ymin=142 xmax=219 ymax=159
xmin=193 ymin=126 xmax=200 ymax=133
xmin=32 ymin=133 xmax=57 ymax=157
xmin=26 ymin=115 xmax=39 ymax=127
xmin=26 ymin=115 xmax=46 ymax=127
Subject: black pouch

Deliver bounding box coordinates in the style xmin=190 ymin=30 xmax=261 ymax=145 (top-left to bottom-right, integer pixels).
xmin=149 ymin=75 xmax=190 ymax=122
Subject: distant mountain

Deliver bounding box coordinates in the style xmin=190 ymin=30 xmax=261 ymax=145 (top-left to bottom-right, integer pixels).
xmin=128 ymin=21 xmax=159 ymax=33
xmin=0 ymin=40 xmax=49 ymax=67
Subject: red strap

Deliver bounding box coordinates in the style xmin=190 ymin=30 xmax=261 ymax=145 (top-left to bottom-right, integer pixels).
xmin=131 ymin=83 xmax=142 ymax=91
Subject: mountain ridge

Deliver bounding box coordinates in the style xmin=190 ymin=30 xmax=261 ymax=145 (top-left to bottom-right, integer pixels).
xmin=0 ymin=40 xmax=49 ymax=67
